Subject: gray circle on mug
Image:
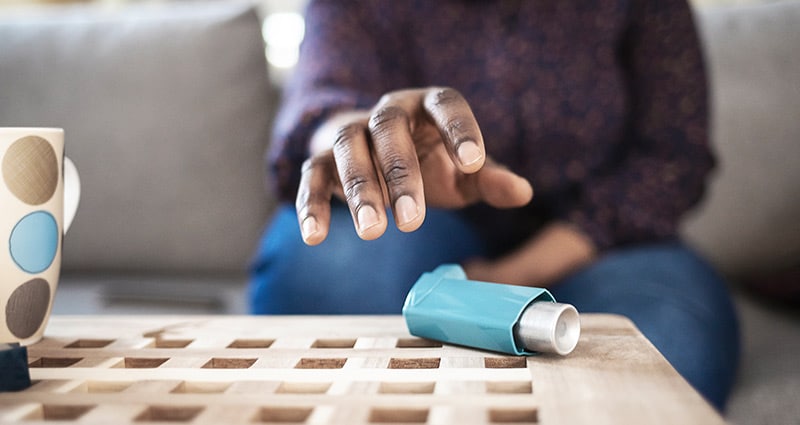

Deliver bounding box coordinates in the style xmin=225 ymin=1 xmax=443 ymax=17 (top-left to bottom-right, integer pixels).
xmin=2 ymin=135 xmax=59 ymax=205
xmin=5 ymin=278 xmax=51 ymax=339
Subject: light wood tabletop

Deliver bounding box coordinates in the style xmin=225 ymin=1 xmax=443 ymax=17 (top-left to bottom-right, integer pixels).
xmin=0 ymin=314 xmax=725 ymax=424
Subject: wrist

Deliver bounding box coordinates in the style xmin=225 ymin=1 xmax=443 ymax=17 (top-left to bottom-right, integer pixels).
xmin=503 ymin=222 xmax=597 ymax=287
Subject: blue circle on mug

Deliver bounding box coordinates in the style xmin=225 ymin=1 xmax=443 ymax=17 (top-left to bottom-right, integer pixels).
xmin=9 ymin=211 xmax=59 ymax=274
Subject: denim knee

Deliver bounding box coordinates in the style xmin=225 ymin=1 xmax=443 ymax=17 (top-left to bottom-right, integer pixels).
xmin=550 ymin=242 xmax=740 ymax=410
xmin=249 ymin=204 xmax=485 ymax=314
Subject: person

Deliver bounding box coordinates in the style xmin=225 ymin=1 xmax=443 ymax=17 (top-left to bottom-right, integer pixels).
xmin=249 ymin=0 xmax=740 ymax=411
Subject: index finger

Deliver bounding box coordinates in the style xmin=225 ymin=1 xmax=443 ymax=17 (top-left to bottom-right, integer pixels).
xmin=422 ymin=87 xmax=485 ymax=174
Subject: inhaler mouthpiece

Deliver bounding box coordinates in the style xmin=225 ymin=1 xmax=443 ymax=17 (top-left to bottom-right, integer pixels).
xmin=515 ymin=302 xmax=580 ymax=355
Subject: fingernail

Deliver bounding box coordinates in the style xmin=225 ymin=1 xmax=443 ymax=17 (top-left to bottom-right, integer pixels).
xmin=357 ymin=205 xmax=380 ymax=233
xmin=395 ymin=195 xmax=419 ymax=226
xmin=457 ymin=140 xmax=482 ymax=166
xmin=301 ymin=216 xmax=318 ymax=239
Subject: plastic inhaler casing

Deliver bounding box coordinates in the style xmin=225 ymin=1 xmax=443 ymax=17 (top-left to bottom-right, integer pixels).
xmin=402 ymin=264 xmax=580 ymax=356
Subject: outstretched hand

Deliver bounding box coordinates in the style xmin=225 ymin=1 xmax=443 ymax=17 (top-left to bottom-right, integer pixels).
xmin=296 ymin=87 xmax=533 ymax=245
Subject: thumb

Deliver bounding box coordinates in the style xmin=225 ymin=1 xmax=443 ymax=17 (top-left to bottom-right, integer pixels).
xmin=473 ymin=160 xmax=533 ymax=208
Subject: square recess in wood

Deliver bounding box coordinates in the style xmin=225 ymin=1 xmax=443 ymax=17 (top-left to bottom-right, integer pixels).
xmin=488 ymin=407 xmax=538 ymax=423
xmin=227 ymin=339 xmax=274 ymax=348
xmin=28 ymin=357 xmax=82 ymax=368
xmin=71 ymin=381 xmax=132 ymax=393
xmin=294 ymin=358 xmax=347 ymax=369
xmin=135 ymin=406 xmax=203 ymax=423
xmin=254 ymin=407 xmax=313 ymax=423
xmin=276 ymin=382 xmax=331 ymax=394
xmin=202 ymin=358 xmax=257 ymax=369
xmin=486 ymin=381 xmax=533 ymax=394
xmin=388 ymin=357 xmax=441 ymax=369
xmin=369 ymin=407 xmax=429 ymax=423
xmin=311 ymin=338 xmax=357 ymax=348
xmin=484 ymin=357 xmax=527 ymax=369
xmin=25 ymin=405 xmax=95 ymax=421
xmin=378 ymin=382 xmax=435 ymax=394
xmin=64 ymin=339 xmax=114 ymax=348
xmin=123 ymin=357 xmax=169 ymax=368
xmin=395 ymin=338 xmax=443 ymax=348
xmin=154 ymin=339 xmax=193 ymax=349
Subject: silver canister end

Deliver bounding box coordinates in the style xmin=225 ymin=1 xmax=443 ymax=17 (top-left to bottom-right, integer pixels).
xmin=514 ymin=302 xmax=580 ymax=355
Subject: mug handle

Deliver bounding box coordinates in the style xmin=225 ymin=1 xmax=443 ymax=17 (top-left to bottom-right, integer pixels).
xmin=63 ymin=156 xmax=81 ymax=233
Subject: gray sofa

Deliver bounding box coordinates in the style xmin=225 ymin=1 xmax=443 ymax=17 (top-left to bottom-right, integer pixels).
xmin=0 ymin=2 xmax=277 ymax=312
xmin=0 ymin=1 xmax=798 ymax=423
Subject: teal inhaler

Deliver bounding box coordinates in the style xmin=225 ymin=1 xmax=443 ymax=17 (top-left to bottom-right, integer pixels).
xmin=402 ymin=264 xmax=580 ymax=356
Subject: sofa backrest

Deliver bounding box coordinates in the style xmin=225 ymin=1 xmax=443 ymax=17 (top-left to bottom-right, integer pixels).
xmin=0 ymin=1 xmax=276 ymax=276
xmin=682 ymin=1 xmax=800 ymax=278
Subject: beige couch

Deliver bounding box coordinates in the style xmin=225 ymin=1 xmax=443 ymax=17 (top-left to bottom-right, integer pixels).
xmin=0 ymin=1 xmax=798 ymax=422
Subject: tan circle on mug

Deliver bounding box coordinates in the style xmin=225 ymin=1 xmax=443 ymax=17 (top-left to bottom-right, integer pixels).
xmin=2 ymin=135 xmax=59 ymax=205
xmin=5 ymin=278 xmax=51 ymax=340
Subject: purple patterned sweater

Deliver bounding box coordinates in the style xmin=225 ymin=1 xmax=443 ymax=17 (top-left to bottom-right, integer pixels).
xmin=269 ymin=0 xmax=713 ymax=254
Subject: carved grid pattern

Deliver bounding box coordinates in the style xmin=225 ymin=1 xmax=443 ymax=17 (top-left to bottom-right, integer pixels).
xmin=1 ymin=322 xmax=538 ymax=424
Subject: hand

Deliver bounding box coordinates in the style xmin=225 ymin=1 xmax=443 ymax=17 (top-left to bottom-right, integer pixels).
xmin=296 ymin=87 xmax=533 ymax=245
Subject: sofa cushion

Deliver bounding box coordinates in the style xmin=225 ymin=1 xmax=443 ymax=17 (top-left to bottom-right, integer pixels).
xmin=0 ymin=2 xmax=276 ymax=275
xmin=682 ymin=1 xmax=800 ymax=278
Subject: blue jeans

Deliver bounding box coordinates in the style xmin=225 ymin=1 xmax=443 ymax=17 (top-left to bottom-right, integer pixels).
xmin=249 ymin=204 xmax=740 ymax=411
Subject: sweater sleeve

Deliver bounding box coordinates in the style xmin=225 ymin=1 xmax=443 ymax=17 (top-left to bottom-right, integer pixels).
xmin=268 ymin=0 xmax=411 ymax=201
xmin=559 ymin=0 xmax=715 ymax=250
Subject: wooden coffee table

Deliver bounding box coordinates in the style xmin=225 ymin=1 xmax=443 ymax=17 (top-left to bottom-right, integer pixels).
xmin=0 ymin=314 xmax=725 ymax=424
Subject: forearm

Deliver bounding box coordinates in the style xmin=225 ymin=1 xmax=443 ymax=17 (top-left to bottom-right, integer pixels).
xmin=464 ymin=222 xmax=596 ymax=287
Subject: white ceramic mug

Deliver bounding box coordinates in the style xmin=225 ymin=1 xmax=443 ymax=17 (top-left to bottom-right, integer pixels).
xmin=1 ymin=128 xmax=80 ymax=345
